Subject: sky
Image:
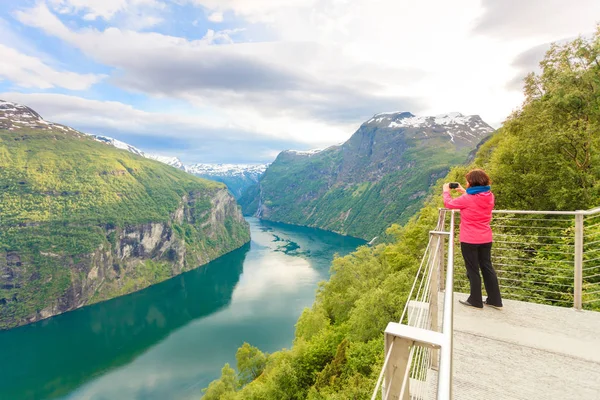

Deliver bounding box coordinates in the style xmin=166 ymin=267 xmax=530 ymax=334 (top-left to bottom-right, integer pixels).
xmin=0 ymin=1 xmax=599 ymax=164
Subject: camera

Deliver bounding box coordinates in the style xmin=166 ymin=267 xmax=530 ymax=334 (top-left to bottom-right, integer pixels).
xmin=449 ymin=182 xmax=459 ymax=189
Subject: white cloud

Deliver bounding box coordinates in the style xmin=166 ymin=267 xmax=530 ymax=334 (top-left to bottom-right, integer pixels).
xmin=0 ymin=44 xmax=103 ymax=90
xmin=0 ymin=91 xmax=342 ymax=146
xmin=475 ymin=0 xmax=600 ymax=41
xmin=207 ymin=11 xmax=223 ymax=23
xmin=1 ymin=92 xmax=225 ymax=135
xmin=189 ymin=0 xmax=317 ymax=23
xmin=10 ymin=0 xmax=600 ymax=153
xmin=47 ymin=0 xmax=164 ymax=21
xmin=13 ymin=3 xmax=418 ymax=144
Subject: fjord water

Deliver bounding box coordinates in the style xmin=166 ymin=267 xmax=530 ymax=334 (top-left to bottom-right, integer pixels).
xmin=0 ymin=218 xmax=364 ymax=400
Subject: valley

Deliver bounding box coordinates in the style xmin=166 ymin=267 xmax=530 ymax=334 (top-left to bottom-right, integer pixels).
xmin=239 ymin=112 xmax=494 ymax=240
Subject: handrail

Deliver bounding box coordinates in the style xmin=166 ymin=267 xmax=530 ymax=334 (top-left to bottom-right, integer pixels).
xmin=447 ymin=204 xmax=600 ymax=311
xmin=373 ymin=205 xmax=600 ymax=400
xmin=372 ymin=209 xmax=455 ymax=400
xmin=437 ymin=210 xmax=455 ymax=399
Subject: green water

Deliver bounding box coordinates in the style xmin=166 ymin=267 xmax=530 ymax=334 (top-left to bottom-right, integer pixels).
xmin=0 ymin=218 xmax=364 ymax=400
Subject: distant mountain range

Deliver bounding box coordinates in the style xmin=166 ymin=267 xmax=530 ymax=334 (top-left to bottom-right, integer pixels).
xmin=0 ymin=100 xmax=269 ymax=198
xmin=185 ymin=164 xmax=268 ymax=199
xmin=89 ymin=136 xmax=268 ymax=198
xmin=239 ymin=111 xmax=494 ymax=240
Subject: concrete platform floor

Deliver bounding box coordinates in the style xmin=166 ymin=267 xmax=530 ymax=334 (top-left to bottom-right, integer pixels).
xmin=451 ymin=294 xmax=600 ymax=399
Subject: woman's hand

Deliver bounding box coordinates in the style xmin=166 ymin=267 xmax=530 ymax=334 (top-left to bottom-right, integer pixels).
xmin=456 ymin=184 xmax=466 ymax=194
xmin=443 ymin=183 xmax=450 ymax=192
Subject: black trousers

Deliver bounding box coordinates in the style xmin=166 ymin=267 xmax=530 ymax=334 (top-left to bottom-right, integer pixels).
xmin=460 ymin=242 xmax=503 ymax=307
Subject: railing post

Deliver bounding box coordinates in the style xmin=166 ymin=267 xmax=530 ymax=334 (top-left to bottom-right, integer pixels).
xmin=430 ymin=235 xmax=440 ymax=370
xmin=437 ymin=211 xmax=455 ymax=400
xmin=382 ymin=336 xmax=411 ymax=400
xmin=438 ymin=233 xmax=446 ymax=292
xmin=574 ymin=212 xmax=584 ymax=310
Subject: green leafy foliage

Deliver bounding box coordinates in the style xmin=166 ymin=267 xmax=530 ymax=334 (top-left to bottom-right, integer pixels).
xmin=236 ymin=343 xmax=268 ymax=385
xmin=202 ymin=364 xmax=239 ymax=400
xmin=204 ymin=28 xmax=600 ymax=398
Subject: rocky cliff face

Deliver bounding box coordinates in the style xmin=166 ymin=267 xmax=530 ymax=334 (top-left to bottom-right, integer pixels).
xmin=0 ymin=187 xmax=248 ymax=328
xmin=240 ymin=112 xmax=493 ymax=240
xmin=0 ymin=99 xmax=251 ymax=329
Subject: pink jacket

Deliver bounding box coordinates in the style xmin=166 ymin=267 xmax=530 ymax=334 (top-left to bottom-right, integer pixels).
xmin=443 ymin=191 xmax=495 ymax=244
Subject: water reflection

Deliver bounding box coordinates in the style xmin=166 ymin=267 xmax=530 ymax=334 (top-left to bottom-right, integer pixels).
xmin=0 ymin=218 xmax=364 ymax=400
xmin=0 ymin=244 xmax=249 ymax=400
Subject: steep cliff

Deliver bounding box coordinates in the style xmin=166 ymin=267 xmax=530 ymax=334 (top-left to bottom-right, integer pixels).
xmin=0 ymin=100 xmax=250 ymax=329
xmin=240 ymin=112 xmax=493 ymax=240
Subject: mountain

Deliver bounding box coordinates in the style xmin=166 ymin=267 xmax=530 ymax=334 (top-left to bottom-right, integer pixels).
xmin=82 ymin=132 xmax=267 ymax=198
xmin=0 ymin=99 xmax=250 ymax=329
xmin=89 ymin=134 xmax=186 ymax=170
xmin=186 ymin=163 xmax=269 ymax=199
xmin=239 ymin=111 xmax=494 ymax=240
xmin=146 ymin=154 xmax=185 ymax=169
xmin=89 ymin=134 xmax=147 ymax=157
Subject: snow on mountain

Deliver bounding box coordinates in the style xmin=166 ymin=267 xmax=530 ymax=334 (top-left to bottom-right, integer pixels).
xmin=185 ymin=163 xmax=269 ymax=199
xmin=145 ymin=154 xmax=185 ymax=169
xmin=89 ymin=135 xmax=187 ymax=169
xmin=185 ymin=163 xmax=269 ymax=177
xmin=90 ymin=135 xmax=146 ymax=157
xmin=365 ymin=111 xmax=494 ymax=144
xmin=0 ymin=99 xmax=79 ymax=134
xmin=282 ymin=143 xmax=343 ymax=157
xmin=284 ymin=148 xmax=324 ymax=156
xmin=88 ymin=136 xmax=186 ymax=169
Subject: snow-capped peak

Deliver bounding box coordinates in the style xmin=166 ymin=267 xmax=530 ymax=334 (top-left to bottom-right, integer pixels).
xmin=1 ymin=99 xmax=268 ymax=177
xmin=91 ymin=135 xmax=146 ymax=157
xmin=387 ymin=112 xmax=474 ymax=128
xmin=284 ymin=148 xmax=324 ymax=156
xmin=145 ymin=154 xmax=185 ymax=169
xmin=0 ymin=99 xmax=78 ymax=133
xmin=363 ymin=111 xmax=494 ymax=145
xmin=185 ymin=163 xmax=269 ymax=177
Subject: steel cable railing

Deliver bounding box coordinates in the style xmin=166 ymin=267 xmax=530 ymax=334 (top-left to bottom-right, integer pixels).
xmin=452 ymin=208 xmax=600 ymax=310
xmin=372 ymin=209 xmax=454 ymax=400
xmin=583 ymin=212 xmax=600 ymax=307
xmin=373 ymin=206 xmax=600 ymax=400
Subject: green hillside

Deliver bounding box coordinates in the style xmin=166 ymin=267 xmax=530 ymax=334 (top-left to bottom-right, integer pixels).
xmin=240 ymin=112 xmax=494 ymax=240
xmin=0 ymin=112 xmax=250 ymax=329
xmin=203 ymin=28 xmax=600 ymax=399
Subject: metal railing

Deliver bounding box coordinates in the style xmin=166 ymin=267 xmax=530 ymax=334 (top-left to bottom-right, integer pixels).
xmin=453 ymin=207 xmax=600 ymax=311
xmin=372 ymin=209 xmax=456 ymax=400
xmin=372 ymin=205 xmax=600 ymax=400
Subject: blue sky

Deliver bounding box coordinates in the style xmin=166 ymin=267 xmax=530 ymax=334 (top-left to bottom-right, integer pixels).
xmin=1 ymin=0 xmax=599 ymax=164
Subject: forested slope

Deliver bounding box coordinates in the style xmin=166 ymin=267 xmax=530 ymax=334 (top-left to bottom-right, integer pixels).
xmin=0 ymin=102 xmax=250 ymax=329
xmin=202 ymin=28 xmax=600 ymax=399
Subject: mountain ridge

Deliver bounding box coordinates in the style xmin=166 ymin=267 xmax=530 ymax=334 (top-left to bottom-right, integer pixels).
xmin=1 ymin=99 xmax=268 ymax=197
xmin=240 ymin=111 xmax=494 ymax=239
xmin=0 ymin=99 xmax=250 ymax=329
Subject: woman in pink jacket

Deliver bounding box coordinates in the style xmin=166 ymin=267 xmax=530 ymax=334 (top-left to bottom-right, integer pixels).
xmin=443 ymin=169 xmax=503 ymax=309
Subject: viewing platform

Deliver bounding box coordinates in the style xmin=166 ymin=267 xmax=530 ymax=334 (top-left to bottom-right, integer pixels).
xmin=451 ymin=294 xmax=600 ymax=399
xmin=372 ymin=207 xmax=600 ymax=400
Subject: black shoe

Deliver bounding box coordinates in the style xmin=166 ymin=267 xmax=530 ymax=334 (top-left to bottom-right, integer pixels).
xmin=484 ymin=300 xmax=503 ymax=310
xmin=459 ymin=299 xmax=483 ymax=308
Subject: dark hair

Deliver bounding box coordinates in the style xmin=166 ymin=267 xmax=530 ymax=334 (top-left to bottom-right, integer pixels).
xmin=465 ymin=169 xmax=491 ymax=187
